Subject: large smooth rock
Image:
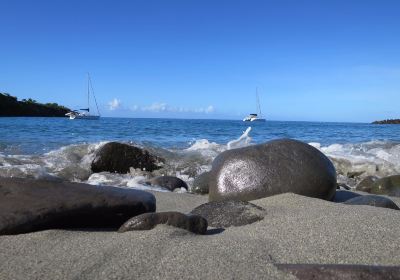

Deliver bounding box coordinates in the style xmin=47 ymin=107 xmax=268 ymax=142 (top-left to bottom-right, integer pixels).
xmin=118 ymin=211 xmax=207 ymax=234
xmin=356 ymin=176 xmax=379 ymax=193
xmin=145 ymin=176 xmax=188 ymax=191
xmin=0 ymin=177 xmax=156 ymax=235
xmin=190 ymin=200 xmax=265 ymax=228
xmin=209 ymin=139 xmax=337 ymax=202
xmin=343 ymin=195 xmax=400 ymax=210
xmin=91 ymin=142 xmax=164 ymax=174
xmin=368 ymin=175 xmax=400 ymax=197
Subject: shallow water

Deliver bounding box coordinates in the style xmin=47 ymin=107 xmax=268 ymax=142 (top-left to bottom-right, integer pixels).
xmin=1 ymin=117 xmax=400 ymax=190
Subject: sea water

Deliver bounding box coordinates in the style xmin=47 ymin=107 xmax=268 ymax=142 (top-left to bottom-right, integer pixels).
xmin=1 ymin=117 xmax=400 ymax=190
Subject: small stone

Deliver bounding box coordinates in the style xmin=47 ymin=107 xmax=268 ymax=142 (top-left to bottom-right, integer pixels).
xmin=145 ymin=176 xmax=188 ymax=191
xmin=191 ymin=172 xmax=210 ymax=194
xmin=118 ymin=212 xmax=207 ymax=234
xmin=356 ymin=176 xmax=379 ymax=193
xmin=369 ymin=175 xmax=400 ymax=197
xmin=332 ymin=190 xmax=362 ymax=203
xmin=190 ymin=200 xmax=265 ymax=228
xmin=343 ymin=195 xmax=399 ymax=210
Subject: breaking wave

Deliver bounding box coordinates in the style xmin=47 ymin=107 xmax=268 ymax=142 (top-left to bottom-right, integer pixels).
xmin=1 ymin=125 xmax=399 ymax=191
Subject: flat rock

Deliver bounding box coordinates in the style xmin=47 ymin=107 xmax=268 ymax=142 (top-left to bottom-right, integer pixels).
xmin=145 ymin=176 xmax=188 ymax=191
xmin=118 ymin=211 xmax=207 ymax=234
xmin=209 ymin=139 xmax=337 ymax=202
xmin=369 ymin=175 xmax=400 ymax=197
xmin=276 ymin=264 xmax=400 ymax=280
xmin=343 ymin=195 xmax=400 ymax=210
xmin=91 ymin=142 xmax=163 ymax=174
xmin=0 ymin=177 xmax=156 ymax=235
xmin=190 ymin=200 xmax=265 ymax=228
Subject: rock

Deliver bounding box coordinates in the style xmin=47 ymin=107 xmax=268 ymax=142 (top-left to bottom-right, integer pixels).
xmin=275 ymin=264 xmax=400 ymax=280
xmin=343 ymin=195 xmax=400 ymax=210
xmin=356 ymin=176 xmax=379 ymax=193
xmin=91 ymin=142 xmax=164 ymax=174
xmin=372 ymin=119 xmax=400 ymax=124
xmin=190 ymin=200 xmax=265 ymax=228
xmin=209 ymin=139 xmax=337 ymax=202
xmin=336 ymin=183 xmax=351 ymax=190
xmin=145 ymin=176 xmax=188 ymax=191
xmin=332 ymin=190 xmax=362 ymax=203
xmin=368 ymin=175 xmax=400 ymax=197
xmin=0 ymin=177 xmax=156 ymax=235
xmin=118 ymin=211 xmax=207 ymax=234
xmin=191 ymin=172 xmax=210 ymax=194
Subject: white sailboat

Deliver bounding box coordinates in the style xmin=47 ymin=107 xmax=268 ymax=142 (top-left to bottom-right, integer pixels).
xmin=243 ymin=88 xmax=266 ymax=122
xmin=66 ymin=73 xmax=101 ymax=120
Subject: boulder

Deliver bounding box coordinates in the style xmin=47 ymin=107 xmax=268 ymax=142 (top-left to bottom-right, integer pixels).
xmin=118 ymin=211 xmax=207 ymax=234
xmin=0 ymin=177 xmax=156 ymax=235
xmin=191 ymin=172 xmax=210 ymax=194
xmin=356 ymin=176 xmax=379 ymax=193
xmin=368 ymin=175 xmax=400 ymax=197
xmin=145 ymin=176 xmax=188 ymax=191
xmin=343 ymin=195 xmax=400 ymax=210
xmin=91 ymin=142 xmax=163 ymax=174
xmin=190 ymin=200 xmax=265 ymax=228
xmin=332 ymin=190 xmax=362 ymax=203
xmin=209 ymin=139 xmax=337 ymax=202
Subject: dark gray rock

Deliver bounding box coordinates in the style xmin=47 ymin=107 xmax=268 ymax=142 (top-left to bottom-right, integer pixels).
xmin=369 ymin=175 xmax=400 ymax=197
xmin=343 ymin=195 xmax=400 ymax=210
xmin=332 ymin=190 xmax=362 ymax=203
xmin=91 ymin=142 xmax=164 ymax=174
xmin=275 ymin=264 xmax=400 ymax=280
xmin=356 ymin=176 xmax=379 ymax=193
xmin=145 ymin=176 xmax=188 ymax=191
xmin=191 ymin=172 xmax=210 ymax=194
xmin=209 ymin=139 xmax=337 ymax=202
xmin=336 ymin=183 xmax=351 ymax=190
xmin=190 ymin=200 xmax=265 ymax=228
xmin=118 ymin=211 xmax=207 ymax=234
xmin=0 ymin=177 xmax=156 ymax=235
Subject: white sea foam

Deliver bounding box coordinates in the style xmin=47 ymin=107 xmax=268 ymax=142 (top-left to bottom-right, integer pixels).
xmin=310 ymin=141 xmax=400 ymax=180
xmin=2 ymin=124 xmax=399 ymax=192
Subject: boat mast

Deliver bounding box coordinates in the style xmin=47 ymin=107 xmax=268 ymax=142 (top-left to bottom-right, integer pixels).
xmin=256 ymin=87 xmax=262 ymax=117
xmin=88 ymin=73 xmax=101 ymax=116
xmin=87 ymin=73 xmax=90 ymax=113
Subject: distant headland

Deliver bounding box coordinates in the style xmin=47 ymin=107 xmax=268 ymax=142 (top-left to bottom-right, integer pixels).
xmin=372 ymin=119 xmax=400 ymax=124
xmin=0 ymin=93 xmax=70 ymax=117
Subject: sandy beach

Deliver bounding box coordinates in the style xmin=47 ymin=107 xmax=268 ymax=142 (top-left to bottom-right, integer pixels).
xmin=1 ymin=191 xmax=399 ymax=279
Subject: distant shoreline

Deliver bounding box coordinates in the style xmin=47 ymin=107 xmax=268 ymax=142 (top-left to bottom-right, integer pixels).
xmin=0 ymin=93 xmax=70 ymax=117
xmin=372 ymin=119 xmax=400 ymax=124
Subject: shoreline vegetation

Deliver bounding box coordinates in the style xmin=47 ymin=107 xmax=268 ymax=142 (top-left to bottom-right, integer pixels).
xmin=0 ymin=93 xmax=70 ymax=117
xmin=372 ymin=119 xmax=400 ymax=124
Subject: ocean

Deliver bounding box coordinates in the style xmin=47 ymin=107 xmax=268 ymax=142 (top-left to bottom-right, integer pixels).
xmin=1 ymin=117 xmax=400 ymax=190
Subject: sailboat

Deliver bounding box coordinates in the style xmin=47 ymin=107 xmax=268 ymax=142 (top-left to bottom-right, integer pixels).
xmin=66 ymin=73 xmax=101 ymax=120
xmin=243 ymin=88 xmax=266 ymax=122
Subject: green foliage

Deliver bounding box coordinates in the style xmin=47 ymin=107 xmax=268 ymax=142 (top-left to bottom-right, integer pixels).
xmin=0 ymin=92 xmax=71 ymax=117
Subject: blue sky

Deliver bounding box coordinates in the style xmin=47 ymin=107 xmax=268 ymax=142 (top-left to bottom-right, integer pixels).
xmin=1 ymin=0 xmax=400 ymax=122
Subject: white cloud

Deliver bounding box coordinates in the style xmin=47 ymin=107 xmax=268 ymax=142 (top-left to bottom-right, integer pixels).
xmin=108 ymin=98 xmax=121 ymax=110
xmin=131 ymin=102 xmax=215 ymax=114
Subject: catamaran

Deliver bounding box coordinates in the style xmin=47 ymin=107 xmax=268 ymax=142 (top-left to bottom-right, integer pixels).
xmin=66 ymin=73 xmax=100 ymax=120
xmin=243 ymin=88 xmax=266 ymax=122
